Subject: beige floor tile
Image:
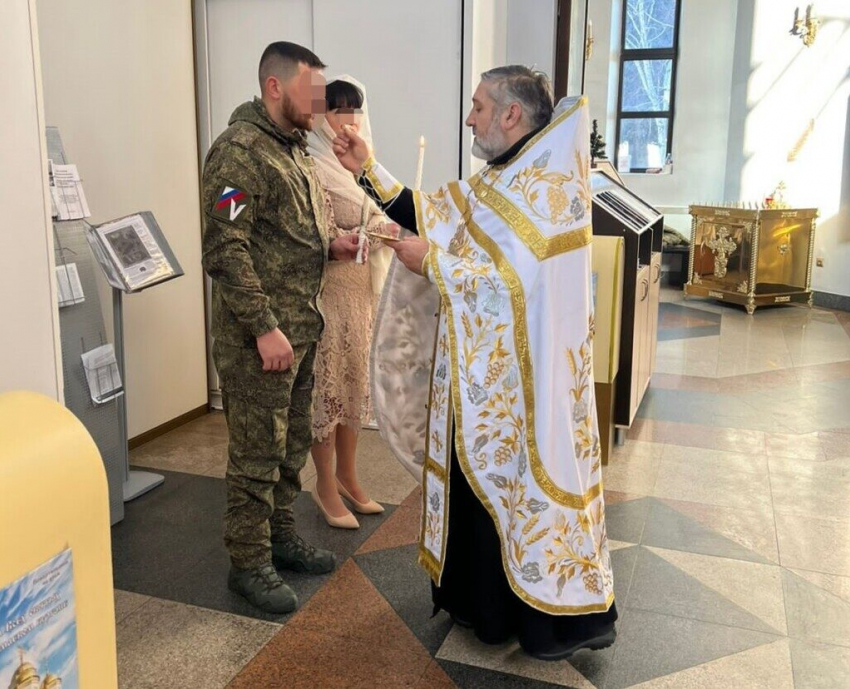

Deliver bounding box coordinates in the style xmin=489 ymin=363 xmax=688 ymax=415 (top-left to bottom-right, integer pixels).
xmin=630 ymin=639 xmax=793 ymax=688
xmin=114 ymin=590 xmax=150 ymax=624
xmin=770 ymin=472 xmax=850 ymax=522
xmin=662 ymin=445 xmax=769 ymax=475
xmin=435 ymin=625 xmax=596 ymax=688
xmin=659 ymin=498 xmax=780 ymax=564
xmin=647 ymin=547 xmax=787 ymax=634
xmin=789 ymin=569 xmax=850 ymax=605
xmin=601 ymin=451 xmax=662 ymax=495
xmin=653 ymin=460 xmax=773 ymax=512
xmin=117 ymin=597 xmax=279 ymax=689
xmin=775 ymin=512 xmax=850 ymax=577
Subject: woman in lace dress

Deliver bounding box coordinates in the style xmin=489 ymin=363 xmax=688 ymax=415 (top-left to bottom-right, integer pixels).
xmin=307 ymin=78 xmax=396 ymax=529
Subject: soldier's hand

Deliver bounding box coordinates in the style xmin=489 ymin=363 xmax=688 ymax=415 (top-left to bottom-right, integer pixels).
xmin=330 ymin=233 xmax=367 ymax=262
xmin=390 ymin=237 xmax=429 ymax=276
xmin=333 ymin=126 xmax=370 ymax=173
xmin=256 ymin=328 xmax=295 ymax=372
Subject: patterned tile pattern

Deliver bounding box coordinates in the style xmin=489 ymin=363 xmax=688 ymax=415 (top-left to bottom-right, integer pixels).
xmin=113 ymin=289 xmax=850 ymax=687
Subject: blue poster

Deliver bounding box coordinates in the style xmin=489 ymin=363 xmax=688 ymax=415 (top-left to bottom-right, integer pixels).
xmin=0 ymin=550 xmax=79 ymax=689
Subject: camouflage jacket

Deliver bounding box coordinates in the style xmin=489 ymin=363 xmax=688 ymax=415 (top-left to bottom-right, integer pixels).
xmin=202 ymin=98 xmax=330 ymax=353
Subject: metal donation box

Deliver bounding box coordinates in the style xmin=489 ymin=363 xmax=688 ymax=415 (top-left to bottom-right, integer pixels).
xmin=685 ymin=205 xmax=818 ymax=314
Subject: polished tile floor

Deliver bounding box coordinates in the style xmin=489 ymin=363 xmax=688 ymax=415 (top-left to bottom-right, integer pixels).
xmin=117 ymin=288 xmax=850 ymax=688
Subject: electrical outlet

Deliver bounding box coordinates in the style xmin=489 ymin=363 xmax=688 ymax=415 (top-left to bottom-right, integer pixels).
xmin=816 ymin=257 xmax=824 ymax=267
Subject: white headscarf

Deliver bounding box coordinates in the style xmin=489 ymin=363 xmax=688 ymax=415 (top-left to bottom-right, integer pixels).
xmin=308 ymin=75 xmax=392 ymax=297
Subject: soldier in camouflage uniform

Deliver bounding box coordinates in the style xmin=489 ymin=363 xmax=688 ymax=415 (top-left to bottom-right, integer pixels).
xmin=202 ymin=42 xmax=364 ymax=614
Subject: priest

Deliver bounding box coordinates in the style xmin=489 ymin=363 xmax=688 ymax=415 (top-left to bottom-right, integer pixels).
xmin=335 ymin=65 xmax=616 ymax=660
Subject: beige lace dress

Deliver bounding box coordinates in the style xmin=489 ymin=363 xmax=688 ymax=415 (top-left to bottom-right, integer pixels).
xmin=312 ymin=170 xmax=387 ymax=442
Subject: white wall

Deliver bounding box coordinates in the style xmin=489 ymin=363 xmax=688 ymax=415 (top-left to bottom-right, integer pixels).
xmin=585 ymin=0 xmax=739 ymax=207
xmin=0 ymin=0 xmax=63 ymax=401
xmin=313 ymin=0 xmax=463 ymax=191
xmin=725 ymin=0 xmax=850 ymax=297
xmin=507 ymin=0 xmax=557 ymax=79
xmin=465 ymin=0 xmax=509 ymax=176
xmin=37 ymin=1 xmax=209 ymax=437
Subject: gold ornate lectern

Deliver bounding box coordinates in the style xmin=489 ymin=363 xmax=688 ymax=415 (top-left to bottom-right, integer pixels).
xmin=685 ymin=205 xmax=819 ymax=314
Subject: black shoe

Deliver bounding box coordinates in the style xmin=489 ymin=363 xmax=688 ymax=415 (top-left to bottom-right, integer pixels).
xmin=227 ymin=563 xmax=298 ymax=614
xmin=272 ymin=534 xmax=336 ymax=575
xmin=527 ymin=625 xmax=617 ymax=662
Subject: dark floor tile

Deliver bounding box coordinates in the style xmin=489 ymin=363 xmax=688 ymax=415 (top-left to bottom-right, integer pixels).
xmin=112 ymin=470 xmax=225 ymax=593
xmin=782 ymin=569 xmax=850 ymax=648
xmin=437 ymin=660 xmax=567 ymax=688
xmin=113 ymin=469 xmax=392 ymax=622
xmin=355 ymin=543 xmax=453 ymax=655
xmin=625 ymin=548 xmax=779 ymax=635
xmin=658 ymin=325 xmax=721 ymax=341
xmin=605 ymin=609 xmax=779 ymax=689
xmin=610 ymin=545 xmax=640 ymax=610
xmin=640 ymin=500 xmax=771 ymax=564
xmin=414 ymin=660 xmax=459 ymax=688
xmin=790 ymin=638 xmax=850 ymax=689
xmin=605 ymin=497 xmax=654 ymax=544
xmin=228 ymin=561 xmax=433 ymax=688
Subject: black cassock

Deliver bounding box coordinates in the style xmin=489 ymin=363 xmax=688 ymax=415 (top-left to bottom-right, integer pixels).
xmin=357 ymin=135 xmax=617 ymax=659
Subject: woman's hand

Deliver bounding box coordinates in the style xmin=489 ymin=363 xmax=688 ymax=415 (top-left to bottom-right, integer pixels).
xmin=330 ymin=233 xmax=368 ymax=262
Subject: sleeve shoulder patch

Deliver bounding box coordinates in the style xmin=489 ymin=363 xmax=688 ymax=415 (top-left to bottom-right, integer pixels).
xmin=210 ymin=183 xmax=252 ymax=224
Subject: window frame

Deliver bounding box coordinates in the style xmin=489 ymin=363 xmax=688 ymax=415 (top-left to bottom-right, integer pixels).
xmin=615 ymin=0 xmax=683 ymax=173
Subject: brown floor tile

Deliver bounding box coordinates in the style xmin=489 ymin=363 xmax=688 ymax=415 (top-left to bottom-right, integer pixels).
xmin=228 ymin=626 xmax=430 ymax=689
xmin=356 ymin=503 xmax=421 ymax=555
xmin=229 ymin=560 xmax=433 ymax=688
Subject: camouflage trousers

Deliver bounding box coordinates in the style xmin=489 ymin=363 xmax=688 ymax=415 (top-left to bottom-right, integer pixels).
xmin=221 ymin=344 xmax=316 ymax=569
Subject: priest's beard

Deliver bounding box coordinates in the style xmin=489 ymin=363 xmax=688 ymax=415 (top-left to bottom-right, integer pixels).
xmin=471 ymin=123 xmax=510 ymax=161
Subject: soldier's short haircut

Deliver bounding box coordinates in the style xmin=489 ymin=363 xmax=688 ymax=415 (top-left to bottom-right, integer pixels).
xmin=258 ymin=41 xmax=326 ymax=90
xmin=481 ymin=65 xmax=554 ymax=131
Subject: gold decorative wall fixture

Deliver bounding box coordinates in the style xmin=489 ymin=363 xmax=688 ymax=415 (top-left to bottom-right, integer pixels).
xmin=685 ymin=205 xmax=818 ymax=314
xmin=791 ymin=4 xmax=819 ymax=47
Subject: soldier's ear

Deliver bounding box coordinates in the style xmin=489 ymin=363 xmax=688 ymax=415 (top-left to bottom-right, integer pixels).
xmin=264 ymin=75 xmax=283 ymax=100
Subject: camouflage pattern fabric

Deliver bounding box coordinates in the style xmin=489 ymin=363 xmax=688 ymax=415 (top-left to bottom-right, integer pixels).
xmin=221 ymin=344 xmax=316 ymax=569
xmin=202 ymin=98 xmax=330 ymax=567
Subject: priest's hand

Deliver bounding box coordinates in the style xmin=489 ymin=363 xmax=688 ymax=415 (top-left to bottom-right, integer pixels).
xmin=330 ymin=233 xmax=367 ymax=262
xmin=333 ymin=126 xmax=371 ymax=173
xmin=390 ymin=237 xmax=429 ymax=276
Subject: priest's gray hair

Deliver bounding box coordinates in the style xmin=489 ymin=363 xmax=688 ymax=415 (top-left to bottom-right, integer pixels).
xmin=481 ymin=65 xmax=554 ymax=131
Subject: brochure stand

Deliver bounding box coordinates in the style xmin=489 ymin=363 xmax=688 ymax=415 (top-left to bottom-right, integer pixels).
xmin=86 ymin=212 xmax=184 ymax=501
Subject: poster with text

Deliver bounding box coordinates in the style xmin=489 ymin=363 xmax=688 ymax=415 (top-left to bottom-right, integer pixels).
xmin=0 ymin=549 xmax=79 ymax=688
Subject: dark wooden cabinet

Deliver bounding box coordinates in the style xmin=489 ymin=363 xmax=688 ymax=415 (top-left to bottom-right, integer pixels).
xmin=591 ymin=171 xmax=663 ymax=428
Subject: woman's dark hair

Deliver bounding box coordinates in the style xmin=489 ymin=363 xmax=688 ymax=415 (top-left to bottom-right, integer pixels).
xmin=326 ymin=80 xmax=364 ymax=111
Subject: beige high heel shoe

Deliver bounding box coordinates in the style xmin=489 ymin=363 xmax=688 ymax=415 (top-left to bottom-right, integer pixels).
xmin=312 ymin=485 xmax=359 ymax=529
xmin=336 ymin=479 xmax=385 ymax=515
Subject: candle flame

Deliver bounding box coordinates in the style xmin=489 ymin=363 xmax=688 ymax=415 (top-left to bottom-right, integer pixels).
xmin=419 ymin=135 xmax=426 ymax=146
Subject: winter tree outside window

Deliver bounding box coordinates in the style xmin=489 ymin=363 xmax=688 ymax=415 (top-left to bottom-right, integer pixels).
xmin=616 ymin=0 xmax=681 ymax=172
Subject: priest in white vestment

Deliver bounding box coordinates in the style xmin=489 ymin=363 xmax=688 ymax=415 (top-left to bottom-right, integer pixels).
xmin=335 ymin=65 xmax=617 ymax=660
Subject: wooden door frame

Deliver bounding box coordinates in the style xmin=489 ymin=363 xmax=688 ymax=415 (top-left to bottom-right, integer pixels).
xmin=553 ymin=0 xmax=590 ymax=100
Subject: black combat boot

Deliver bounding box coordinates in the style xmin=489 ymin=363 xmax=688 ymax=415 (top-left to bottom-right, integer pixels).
xmin=227 ymin=563 xmax=298 ymax=614
xmin=271 ymin=533 xmax=336 ymax=575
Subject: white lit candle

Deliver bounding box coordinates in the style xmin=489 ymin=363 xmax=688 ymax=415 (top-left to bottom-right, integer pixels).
xmin=414 ymin=135 xmax=426 ymax=191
